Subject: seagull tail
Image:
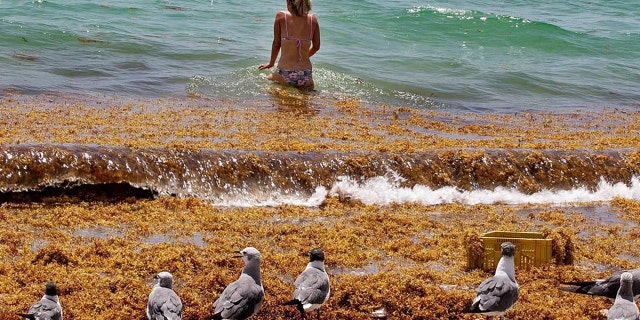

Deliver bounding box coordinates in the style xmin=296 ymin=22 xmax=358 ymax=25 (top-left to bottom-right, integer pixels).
xmin=204 ymin=312 xmax=223 ymax=320
xmin=558 ymin=281 xmax=596 ymax=294
xmin=16 ymin=314 xmax=36 ymax=320
xmin=462 ymin=299 xmax=483 ymax=314
xmin=462 ymin=306 xmax=479 ymax=314
xmin=283 ymin=298 xmax=305 ymax=318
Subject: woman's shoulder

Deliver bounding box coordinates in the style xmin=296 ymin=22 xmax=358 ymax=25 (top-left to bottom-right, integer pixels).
xmin=274 ymin=10 xmax=287 ymax=23
xmin=309 ymin=13 xmax=318 ymax=25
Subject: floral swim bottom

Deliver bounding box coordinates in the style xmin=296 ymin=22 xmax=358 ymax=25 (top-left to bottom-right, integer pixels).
xmin=277 ymin=68 xmax=313 ymax=88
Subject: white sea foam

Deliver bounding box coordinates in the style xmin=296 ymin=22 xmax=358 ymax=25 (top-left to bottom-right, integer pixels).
xmin=209 ymin=176 xmax=640 ymax=207
xmin=408 ymin=5 xmax=470 ymax=16
xmin=328 ymin=175 xmax=640 ymax=206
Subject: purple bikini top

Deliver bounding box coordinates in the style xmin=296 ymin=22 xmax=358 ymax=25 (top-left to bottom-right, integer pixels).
xmin=282 ymin=11 xmax=313 ymax=61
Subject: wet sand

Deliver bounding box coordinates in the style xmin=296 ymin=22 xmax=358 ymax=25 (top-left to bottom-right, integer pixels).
xmin=2 ymin=91 xmax=640 ymax=319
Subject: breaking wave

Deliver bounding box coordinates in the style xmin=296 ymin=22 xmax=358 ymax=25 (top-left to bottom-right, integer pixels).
xmin=1 ymin=144 xmax=639 ymax=206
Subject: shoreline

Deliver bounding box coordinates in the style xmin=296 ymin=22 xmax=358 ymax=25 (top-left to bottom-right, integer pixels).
xmin=1 ymin=91 xmax=640 ymax=151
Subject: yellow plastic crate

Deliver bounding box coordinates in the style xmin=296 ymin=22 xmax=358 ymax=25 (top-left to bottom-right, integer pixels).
xmin=467 ymin=231 xmax=552 ymax=272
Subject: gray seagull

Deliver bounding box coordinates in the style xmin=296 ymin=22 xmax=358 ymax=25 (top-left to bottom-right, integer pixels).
xmin=560 ymin=268 xmax=640 ymax=301
xmin=212 ymin=247 xmax=264 ymax=320
xmin=608 ymin=272 xmax=639 ymax=320
xmin=283 ymin=248 xmax=330 ymax=319
xmin=147 ymin=271 xmax=183 ymax=320
xmin=17 ymin=282 xmax=63 ymax=320
xmin=466 ymin=242 xmax=519 ymax=318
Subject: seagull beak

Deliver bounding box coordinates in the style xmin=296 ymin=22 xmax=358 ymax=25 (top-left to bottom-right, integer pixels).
xmin=233 ymin=250 xmax=244 ymax=258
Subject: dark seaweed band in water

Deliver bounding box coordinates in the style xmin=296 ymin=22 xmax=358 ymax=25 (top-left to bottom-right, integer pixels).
xmin=0 ymin=144 xmax=638 ymax=204
xmin=0 ymin=182 xmax=156 ymax=204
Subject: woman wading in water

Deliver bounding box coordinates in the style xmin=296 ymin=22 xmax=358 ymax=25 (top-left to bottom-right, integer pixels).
xmin=259 ymin=0 xmax=320 ymax=91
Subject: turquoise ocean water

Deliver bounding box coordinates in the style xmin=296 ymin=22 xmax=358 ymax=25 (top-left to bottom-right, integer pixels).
xmin=1 ymin=0 xmax=639 ymax=112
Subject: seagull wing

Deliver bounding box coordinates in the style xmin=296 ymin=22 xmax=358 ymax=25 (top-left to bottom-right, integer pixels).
xmin=214 ymin=277 xmax=264 ymax=320
xmin=148 ymin=287 xmax=183 ymax=320
xmin=471 ymin=274 xmax=519 ymax=313
xmin=27 ymin=298 xmax=62 ymax=320
xmin=591 ymin=272 xmax=624 ymax=297
xmin=561 ymin=269 xmax=640 ymax=300
xmin=294 ymin=268 xmax=330 ymax=305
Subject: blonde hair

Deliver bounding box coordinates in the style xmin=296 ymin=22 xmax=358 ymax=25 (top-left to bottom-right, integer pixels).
xmin=289 ymin=0 xmax=311 ymax=16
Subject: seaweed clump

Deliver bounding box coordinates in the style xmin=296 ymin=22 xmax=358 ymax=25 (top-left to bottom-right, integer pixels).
xmin=543 ymin=228 xmax=576 ymax=266
xmin=463 ymin=230 xmax=484 ymax=270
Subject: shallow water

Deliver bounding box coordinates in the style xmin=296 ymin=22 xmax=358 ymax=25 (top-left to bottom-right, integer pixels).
xmin=1 ymin=0 xmax=639 ymax=111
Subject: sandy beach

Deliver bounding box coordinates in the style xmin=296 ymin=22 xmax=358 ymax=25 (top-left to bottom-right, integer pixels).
xmin=1 ymin=91 xmax=640 ymax=319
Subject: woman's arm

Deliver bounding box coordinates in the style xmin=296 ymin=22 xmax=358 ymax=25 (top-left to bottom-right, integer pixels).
xmin=259 ymin=12 xmax=283 ymax=70
xmin=308 ymin=14 xmax=320 ymax=57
